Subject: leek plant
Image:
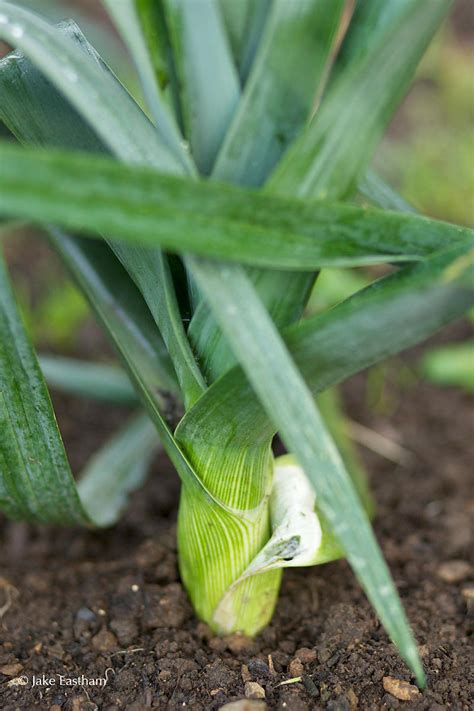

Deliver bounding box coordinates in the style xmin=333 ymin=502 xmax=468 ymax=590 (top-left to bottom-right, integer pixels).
xmin=0 ymin=0 xmax=473 ymax=687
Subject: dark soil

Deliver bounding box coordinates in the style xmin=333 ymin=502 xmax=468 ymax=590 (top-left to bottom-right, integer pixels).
xmin=0 ymin=318 xmax=472 ymax=710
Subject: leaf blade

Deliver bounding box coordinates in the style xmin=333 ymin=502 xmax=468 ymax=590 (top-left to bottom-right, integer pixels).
xmin=1 ymin=143 xmax=471 ymax=268
xmin=187 ymin=254 xmax=426 ymax=685
xmin=269 ymin=0 xmax=452 ymax=200
xmin=0 ymin=248 xmax=88 ymax=525
xmin=0 ymin=16 xmax=206 ymax=407
xmin=164 ymin=0 xmax=240 ymax=174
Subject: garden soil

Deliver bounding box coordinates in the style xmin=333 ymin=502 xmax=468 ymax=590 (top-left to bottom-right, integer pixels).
xmin=0 ymin=317 xmax=472 ymax=710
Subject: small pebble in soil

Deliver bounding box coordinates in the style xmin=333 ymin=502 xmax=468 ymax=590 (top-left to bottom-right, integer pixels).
xmin=241 ymin=664 xmax=252 ymax=683
xmin=382 ymin=675 xmax=421 ymax=701
xmin=245 ymin=681 xmax=266 ymax=699
xmin=436 ymin=559 xmax=472 ymax=583
xmin=219 ymin=700 xmax=268 ymax=711
xmin=461 ymin=584 xmax=474 ymax=612
xmin=73 ymin=607 xmax=97 ymax=640
xmin=294 ymin=647 xmax=317 ymax=664
xmin=288 ymin=658 xmax=304 ymax=677
xmin=302 ymin=676 xmax=319 ymax=698
xmin=91 ymin=628 xmax=118 ymax=652
xmin=248 ymin=657 xmax=270 ymax=678
xmin=0 ymin=661 xmax=23 ymax=676
xmin=224 ymin=633 xmax=258 ymax=655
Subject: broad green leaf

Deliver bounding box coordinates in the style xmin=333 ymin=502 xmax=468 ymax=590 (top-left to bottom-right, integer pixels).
xmin=46 ymin=229 xmax=208 ymax=497
xmin=185 ymin=246 xmax=474 ymax=447
xmin=16 ymin=0 xmax=129 ymax=77
xmin=238 ymin=0 xmax=271 ymax=83
xmin=2 ymin=232 xmax=155 ymax=530
xmin=1 ymin=144 xmax=472 ymax=268
xmin=0 ymin=248 xmax=88 ymax=525
xmin=78 ymin=413 xmax=158 ymax=527
xmin=164 ymin=0 xmax=240 ymax=174
xmin=0 ymin=14 xmax=206 ymax=407
xmin=213 ymin=0 xmax=346 ymax=187
xmin=190 ymin=0 xmax=347 ymax=380
xmin=39 ymin=355 xmax=138 ymax=404
xmin=101 ymin=0 xmax=192 ymax=171
xmin=0 ymin=252 xmax=158 ymax=528
xmin=218 ymin=0 xmax=249 ymax=64
xmin=178 ymin=243 xmax=473 ymax=671
xmin=0 ymin=2 xmax=178 ymax=169
xmin=185 ymin=254 xmax=426 ymax=685
xmin=359 ymin=170 xmax=416 ymax=213
xmin=269 ymin=0 xmax=452 ymax=200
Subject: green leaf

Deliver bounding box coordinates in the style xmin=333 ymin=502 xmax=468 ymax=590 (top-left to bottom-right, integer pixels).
xmin=0 ymin=14 xmax=206 ymax=407
xmin=39 ymin=355 xmax=138 ymax=404
xmin=238 ymin=0 xmax=271 ymax=83
xmin=189 ymin=0 xmax=347 ymax=379
xmin=185 ymin=254 xmax=426 ymax=685
xmin=269 ymin=0 xmax=452 ymax=200
xmin=178 ymin=242 xmax=473 ymax=674
xmin=47 ymin=229 xmax=234 ymax=515
xmin=101 ymin=0 xmax=192 ymax=171
xmin=359 ymin=170 xmax=416 ymax=213
xmin=78 ymin=412 xmax=158 ymax=527
xmin=187 ymin=246 xmax=474 ymax=447
xmin=218 ymin=0 xmax=249 ymax=64
xmin=334 ymin=0 xmax=415 ymax=72
xmin=1 ymin=144 xmax=471 ymax=268
xmin=2 ymin=233 xmax=155 ymax=529
xmin=0 ymin=247 xmax=88 ymax=525
xmin=17 ymin=0 xmax=129 ymax=78
xmin=163 ymin=0 xmax=240 ymax=175
xmin=0 ymin=1 xmax=177 ymax=169
xmin=0 ymin=257 xmax=158 ymax=527
xmin=213 ymin=0 xmax=347 ymax=187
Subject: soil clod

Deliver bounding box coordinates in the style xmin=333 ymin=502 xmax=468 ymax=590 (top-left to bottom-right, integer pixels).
xmin=382 ymin=675 xmax=421 ymax=701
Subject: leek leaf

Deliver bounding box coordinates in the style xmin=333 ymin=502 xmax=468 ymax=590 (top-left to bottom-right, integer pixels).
xmin=101 ymin=0 xmax=192 ymax=170
xmin=47 ymin=229 xmax=219 ymax=506
xmin=186 ymin=254 xmax=425 ymax=685
xmin=39 ymin=355 xmax=138 ymax=404
xmin=1 ymin=144 xmax=472 ymax=269
xmin=0 ymin=13 xmax=206 ymax=407
xmin=184 ymin=246 xmax=474 ymax=449
xmin=164 ymin=0 xmax=240 ymax=175
xmin=0 ymin=2 xmax=177 ymax=169
xmin=218 ymin=0 xmax=249 ymax=66
xmin=213 ymin=0 xmax=346 ymax=187
xmin=0 ymin=248 xmax=88 ymax=525
xmin=269 ymin=0 xmax=452 ymax=200
xmin=1 ymin=246 xmax=156 ymax=528
xmin=77 ymin=412 xmax=158 ymax=527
